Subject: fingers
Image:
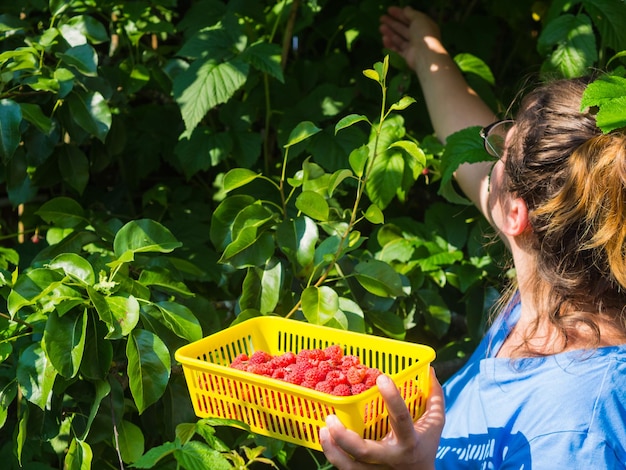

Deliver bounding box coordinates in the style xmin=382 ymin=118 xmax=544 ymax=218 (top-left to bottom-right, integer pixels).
xmin=320 ymin=416 xmax=383 ymax=469
xmin=376 ymin=374 xmax=416 ymax=440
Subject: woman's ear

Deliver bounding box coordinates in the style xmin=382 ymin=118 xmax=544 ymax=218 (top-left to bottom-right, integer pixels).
xmin=501 ymin=197 xmax=529 ymax=236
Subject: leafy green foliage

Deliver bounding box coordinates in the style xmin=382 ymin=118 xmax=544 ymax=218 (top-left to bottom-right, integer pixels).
xmin=0 ymin=0 xmax=624 ymax=468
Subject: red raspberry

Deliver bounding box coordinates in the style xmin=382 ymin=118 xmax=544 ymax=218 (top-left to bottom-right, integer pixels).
xmin=332 ymin=384 xmax=352 ymax=396
xmin=350 ymin=383 xmax=369 ymax=395
xmin=270 ymin=351 xmax=296 ymax=368
xmin=364 ymin=368 xmax=382 ymax=387
xmin=340 ymin=355 xmax=360 ymax=368
xmin=304 ymin=367 xmax=327 ymax=384
xmin=346 ymin=366 xmax=367 ymax=385
xmin=300 ymin=379 xmax=318 ymax=390
xmin=326 ymin=370 xmax=348 ymax=386
xmin=324 ymin=345 xmax=344 ymax=363
xmin=249 ymin=351 xmax=272 ymax=364
xmin=271 ymin=368 xmax=286 ymax=380
xmin=247 ymin=363 xmax=272 ymax=376
xmin=297 ymin=348 xmax=326 ymax=365
xmin=284 ymin=363 xmax=308 ymax=385
xmin=231 ymin=353 xmax=249 ymax=366
xmin=314 ymin=381 xmax=334 ymax=394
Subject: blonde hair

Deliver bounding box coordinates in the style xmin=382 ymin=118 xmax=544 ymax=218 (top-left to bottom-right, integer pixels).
xmin=504 ymin=77 xmax=626 ymax=350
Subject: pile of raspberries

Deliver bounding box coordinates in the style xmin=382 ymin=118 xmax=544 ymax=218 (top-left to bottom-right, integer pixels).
xmin=229 ymin=344 xmax=382 ymax=396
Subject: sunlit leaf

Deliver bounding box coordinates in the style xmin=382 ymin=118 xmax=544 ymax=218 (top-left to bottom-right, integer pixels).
xmin=118 ymin=420 xmax=145 ymax=464
xmin=223 ymin=168 xmax=260 ymax=192
xmin=354 ymin=259 xmax=404 ymax=298
xmin=65 ymin=438 xmax=93 ymax=470
xmin=301 ymin=285 xmax=339 ymax=325
xmin=580 ymin=73 xmax=626 ymax=133
xmin=335 ymin=114 xmax=369 ymax=134
xmin=16 ymin=343 xmax=57 ymax=410
xmin=295 ymin=191 xmax=329 ymax=221
xmin=113 ymin=219 xmax=182 ymax=259
xmin=49 ymin=253 xmax=95 ymax=285
xmin=284 ymin=121 xmax=321 ymax=148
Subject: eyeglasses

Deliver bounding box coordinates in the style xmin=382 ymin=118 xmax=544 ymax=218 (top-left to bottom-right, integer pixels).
xmin=480 ymin=119 xmax=515 ymax=158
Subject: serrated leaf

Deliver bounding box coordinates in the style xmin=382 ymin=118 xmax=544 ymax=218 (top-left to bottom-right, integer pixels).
xmin=438 ymin=126 xmax=491 ymax=203
xmin=582 ymin=0 xmax=626 ymax=52
xmin=301 ymin=286 xmax=339 ymax=325
xmin=126 ymin=329 xmax=171 ymax=414
xmin=174 ymin=58 xmax=249 ymax=134
xmin=0 ymin=99 xmax=22 ymax=163
xmin=174 ymin=441 xmax=231 ymax=470
xmin=240 ymin=41 xmax=284 ymax=83
xmin=354 ymin=259 xmax=404 ymax=297
xmin=132 ymin=441 xmax=180 ymax=469
xmin=284 ymin=121 xmax=321 ymax=148
xmin=581 ymin=73 xmax=626 ymax=133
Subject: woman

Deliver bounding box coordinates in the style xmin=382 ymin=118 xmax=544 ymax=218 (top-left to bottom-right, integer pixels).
xmin=319 ymin=6 xmax=626 ymax=469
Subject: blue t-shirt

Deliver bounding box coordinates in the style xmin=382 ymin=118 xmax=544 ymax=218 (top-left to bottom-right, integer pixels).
xmin=437 ymin=295 xmax=626 ymax=469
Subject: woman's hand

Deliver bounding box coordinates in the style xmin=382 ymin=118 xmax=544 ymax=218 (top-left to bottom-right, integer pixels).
xmin=379 ymin=6 xmax=442 ymax=72
xmin=319 ymin=369 xmax=445 ymax=470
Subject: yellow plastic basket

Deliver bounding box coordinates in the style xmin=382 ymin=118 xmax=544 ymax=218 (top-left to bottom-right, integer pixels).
xmin=175 ymin=316 xmax=435 ymax=451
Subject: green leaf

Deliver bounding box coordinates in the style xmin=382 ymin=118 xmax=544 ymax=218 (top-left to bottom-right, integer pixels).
xmin=65 ymin=438 xmax=93 ymax=470
xmin=0 ymin=99 xmax=22 ymax=163
xmin=61 ymin=15 xmax=109 ymax=45
xmin=220 ymin=229 xmax=274 ymax=268
xmin=35 ymin=197 xmax=87 ymax=228
xmin=364 ymin=204 xmax=384 ymax=224
xmin=80 ymin=317 xmax=113 ymax=380
xmin=7 ymin=268 xmax=65 ymax=317
xmin=366 ymin=148 xmax=404 ymax=209
xmin=113 ymin=219 xmax=182 ymax=259
xmin=126 ymin=329 xmax=171 ymax=414
xmin=418 ymin=289 xmax=452 ymax=339
xmin=328 ymin=169 xmax=353 ymax=197
xmin=285 ymin=121 xmax=322 ymax=149
xmin=354 ymin=259 xmax=405 ymax=298
xmin=582 ymin=0 xmax=626 ymax=52
xmin=239 ymin=258 xmax=282 ymax=314
xmin=301 ymin=286 xmax=339 ymax=325
xmin=17 ymin=343 xmax=58 ymax=410
xmin=210 ymin=195 xmax=256 ymax=250
xmin=118 ymin=420 xmax=145 ymax=464
xmin=132 ymin=441 xmax=179 ymax=469
xmin=240 ymin=41 xmax=284 ymax=83
xmin=59 ymin=145 xmax=89 ymax=194
xmin=538 ymin=14 xmax=597 ymax=78
xmin=454 ymin=53 xmax=495 ymax=85
xmin=388 ymin=140 xmax=427 ymax=167
xmin=348 ymin=145 xmax=369 ymax=177
xmin=362 ymin=68 xmax=379 ymax=82
xmin=42 ymin=308 xmax=87 ymax=378
xmin=389 ymin=96 xmax=417 ymax=112
xmin=580 ymin=73 xmax=626 ymax=133
xmin=58 ymin=43 xmax=98 ymax=76
xmin=276 ymin=216 xmax=318 ymax=269
xmin=0 ymin=380 xmax=18 ymax=428
xmin=438 ymin=126 xmax=490 ymax=204
xmin=335 ymin=114 xmax=370 ymax=134
xmin=48 ymin=252 xmax=96 ymax=285
xmin=66 ymin=90 xmax=112 ymax=142
xmin=295 ymin=191 xmax=329 ymax=221
xmin=88 ymin=288 xmax=139 ymax=339
xmin=174 ymin=57 xmax=249 ymax=134
xmin=367 ymin=310 xmax=406 ymax=340
xmin=19 ymin=102 xmax=52 ymax=134
xmin=142 ymin=301 xmax=202 ymax=342
xmin=174 ymin=441 xmax=232 ymax=470
xmin=80 ymin=379 xmax=110 ymax=440
xmin=223 ymin=168 xmax=261 ymax=192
